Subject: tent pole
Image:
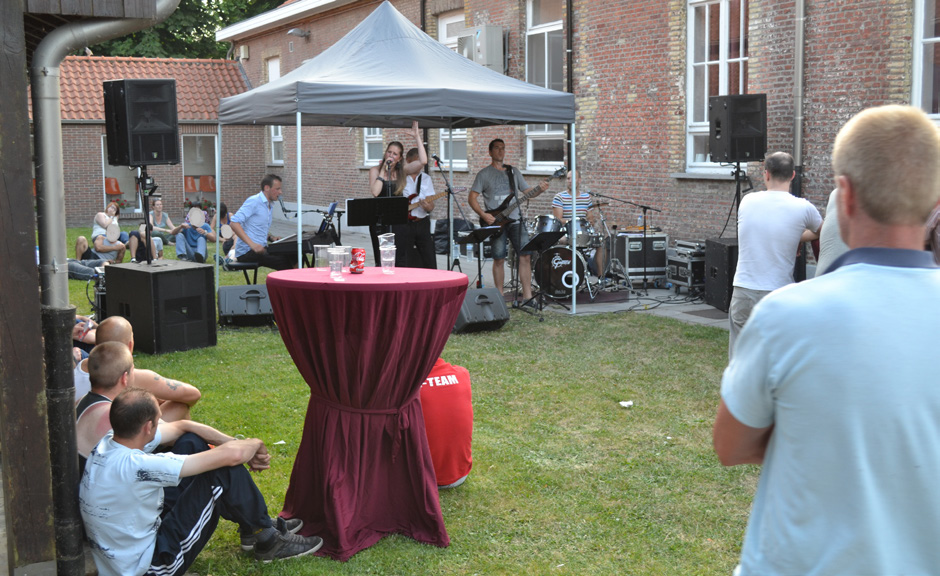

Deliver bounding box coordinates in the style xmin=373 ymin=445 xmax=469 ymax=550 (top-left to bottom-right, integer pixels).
xmin=296 ymin=112 xmax=303 ymax=265
xmin=570 ymin=123 xmax=577 ymax=314
xmin=447 ymin=124 xmax=455 ymax=270
xmin=215 ymin=123 xmax=222 ymax=293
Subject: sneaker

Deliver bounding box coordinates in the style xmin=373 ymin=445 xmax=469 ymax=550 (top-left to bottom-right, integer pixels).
xmin=254 ymin=528 xmax=322 ymax=563
xmin=241 ymin=517 xmax=303 ymax=551
xmin=130 ymin=258 xmax=137 ymax=263
xmin=194 ymin=253 xmax=205 ymax=263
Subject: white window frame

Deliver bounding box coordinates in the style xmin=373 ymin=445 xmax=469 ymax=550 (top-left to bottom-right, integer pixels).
xmin=913 ymin=0 xmax=940 ymax=120
xmin=686 ymin=0 xmax=749 ymax=172
xmin=437 ymin=10 xmax=469 ymax=168
xmin=267 ymin=57 xmax=284 ymax=165
xmin=364 ymin=127 xmax=384 ymax=165
xmin=526 ymin=0 xmax=565 ymax=171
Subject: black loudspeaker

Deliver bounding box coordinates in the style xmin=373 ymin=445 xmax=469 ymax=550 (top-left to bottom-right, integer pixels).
xmin=704 ymin=238 xmax=739 ymax=313
xmin=453 ymin=288 xmax=509 ymax=334
xmin=218 ymin=285 xmax=274 ymax=326
xmin=709 ymin=94 xmax=767 ymax=163
xmin=104 ymin=79 xmax=180 ymax=167
xmin=105 ymin=261 xmax=216 ymax=354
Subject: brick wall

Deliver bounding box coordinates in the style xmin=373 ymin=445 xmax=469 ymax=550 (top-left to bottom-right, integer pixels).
xmin=225 ymin=0 xmax=915 ymax=243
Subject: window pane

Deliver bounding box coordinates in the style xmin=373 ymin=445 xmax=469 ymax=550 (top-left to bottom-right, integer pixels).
xmin=928 ymin=0 xmax=940 ymax=37
xmin=923 ymin=43 xmax=940 ymax=114
xmin=367 ymin=142 xmax=383 ymax=160
xmin=729 ymin=61 xmax=741 ymax=94
xmin=728 ymin=0 xmax=741 ymax=59
xmin=531 ymin=0 xmax=563 ymax=27
xmin=708 ymin=3 xmax=721 ymax=61
xmin=692 ymin=65 xmax=706 ymax=122
xmin=528 ymin=32 xmax=547 ymax=87
xmin=442 ymin=139 xmax=467 ymax=160
xmin=708 ymin=62 xmax=720 ymax=97
xmin=532 ymin=138 xmax=564 ymax=162
xmin=548 ymin=30 xmax=564 ymax=91
xmin=272 ymin=140 xmax=283 ymax=163
xmin=693 ymin=5 xmax=706 ymax=62
xmin=693 ymin=134 xmax=710 ymax=163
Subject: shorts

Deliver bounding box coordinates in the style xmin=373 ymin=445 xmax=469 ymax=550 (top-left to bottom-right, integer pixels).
xmin=490 ymin=221 xmax=530 ymax=261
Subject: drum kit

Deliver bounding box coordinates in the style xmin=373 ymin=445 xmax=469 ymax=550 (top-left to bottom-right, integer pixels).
xmin=525 ymin=202 xmax=631 ymax=302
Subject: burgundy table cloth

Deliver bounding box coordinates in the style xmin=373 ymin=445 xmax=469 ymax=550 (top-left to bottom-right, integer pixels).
xmin=265 ymin=267 xmax=468 ymax=560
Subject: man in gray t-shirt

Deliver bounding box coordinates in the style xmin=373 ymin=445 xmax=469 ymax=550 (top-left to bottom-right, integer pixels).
xmin=468 ymin=139 xmax=549 ymax=303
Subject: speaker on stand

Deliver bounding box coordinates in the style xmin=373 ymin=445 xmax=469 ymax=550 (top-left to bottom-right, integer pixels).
xmin=103 ymin=79 xmax=180 ymax=167
xmin=708 ymin=94 xmax=767 ymax=164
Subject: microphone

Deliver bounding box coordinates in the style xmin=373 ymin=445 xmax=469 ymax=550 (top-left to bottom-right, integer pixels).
xmin=278 ymin=198 xmax=294 ymax=216
xmin=431 ymin=154 xmax=442 ymax=165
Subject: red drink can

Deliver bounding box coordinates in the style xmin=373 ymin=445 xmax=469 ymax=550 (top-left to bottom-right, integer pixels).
xmin=351 ymin=247 xmax=366 ymax=273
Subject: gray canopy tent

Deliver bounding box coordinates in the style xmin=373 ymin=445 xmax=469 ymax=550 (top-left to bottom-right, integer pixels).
xmin=217 ymin=1 xmax=582 ymax=307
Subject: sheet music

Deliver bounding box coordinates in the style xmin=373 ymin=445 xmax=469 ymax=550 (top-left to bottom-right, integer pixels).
xmin=271 ymin=233 xmax=297 ymax=245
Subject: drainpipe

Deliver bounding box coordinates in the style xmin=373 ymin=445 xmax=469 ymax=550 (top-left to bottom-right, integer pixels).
xmin=30 ymin=1 xmax=180 ymax=573
xmin=791 ymin=0 xmax=807 ymax=280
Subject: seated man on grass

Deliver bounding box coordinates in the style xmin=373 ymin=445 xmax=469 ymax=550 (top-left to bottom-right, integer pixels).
xmin=77 ymin=344 xmax=320 ymax=574
xmin=73 ymin=316 xmax=200 ymax=420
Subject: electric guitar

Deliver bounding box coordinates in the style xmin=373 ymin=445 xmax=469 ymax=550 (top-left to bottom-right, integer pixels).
xmin=483 ymin=165 xmax=568 ymax=232
xmin=407 ymin=190 xmax=450 ymax=221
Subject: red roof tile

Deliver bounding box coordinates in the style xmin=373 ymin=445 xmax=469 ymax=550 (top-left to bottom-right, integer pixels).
xmin=33 ymin=56 xmax=250 ymax=121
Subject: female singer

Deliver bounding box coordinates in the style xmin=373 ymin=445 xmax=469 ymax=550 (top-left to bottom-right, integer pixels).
xmin=366 ymin=120 xmax=427 ymax=265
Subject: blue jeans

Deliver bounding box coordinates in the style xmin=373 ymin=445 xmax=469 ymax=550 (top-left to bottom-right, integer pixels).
xmin=175 ymin=233 xmax=206 ymax=261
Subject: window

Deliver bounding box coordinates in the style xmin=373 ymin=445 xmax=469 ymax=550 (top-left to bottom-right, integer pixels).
xmin=438 ymin=10 xmax=469 ymax=167
xmin=914 ymin=0 xmax=940 ymax=117
xmin=182 ymin=135 xmax=218 ymax=205
xmin=686 ymin=0 xmax=749 ymax=170
xmin=526 ymin=0 xmax=565 ymax=169
xmin=364 ymin=127 xmax=384 ymax=165
xmin=101 ymin=135 xmax=140 ymax=211
xmin=267 ymin=57 xmax=284 ymax=165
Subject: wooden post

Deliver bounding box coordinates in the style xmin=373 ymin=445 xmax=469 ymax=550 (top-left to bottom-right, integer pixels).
xmin=0 ymin=0 xmax=57 ymax=569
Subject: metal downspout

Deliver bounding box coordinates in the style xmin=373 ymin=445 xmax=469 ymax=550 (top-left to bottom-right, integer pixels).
xmin=791 ymin=0 xmax=808 ymax=280
xmin=29 ymin=1 xmax=180 ymax=572
xmin=31 ymin=0 xmax=181 ymax=308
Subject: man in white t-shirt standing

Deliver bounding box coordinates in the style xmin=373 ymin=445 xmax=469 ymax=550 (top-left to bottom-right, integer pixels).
xmin=728 ymin=151 xmax=822 ymax=357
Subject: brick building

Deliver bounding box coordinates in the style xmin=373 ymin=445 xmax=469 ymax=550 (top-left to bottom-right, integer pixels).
xmin=217 ymin=0 xmax=933 ymax=244
xmin=36 ymin=56 xmax=261 ymax=227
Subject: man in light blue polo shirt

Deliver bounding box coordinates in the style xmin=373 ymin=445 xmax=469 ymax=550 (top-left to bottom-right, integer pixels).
xmin=714 ymin=105 xmax=940 ymax=575
xmin=230 ymin=174 xmax=297 ymax=270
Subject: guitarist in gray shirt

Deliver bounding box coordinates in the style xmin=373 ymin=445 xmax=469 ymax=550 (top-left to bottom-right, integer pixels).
xmin=469 ymin=138 xmax=549 ymax=304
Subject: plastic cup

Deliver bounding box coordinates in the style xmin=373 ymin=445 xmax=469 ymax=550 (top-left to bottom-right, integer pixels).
xmin=328 ymin=247 xmax=345 ymax=281
xmin=380 ymin=246 xmax=396 ymax=274
xmin=313 ymin=245 xmax=330 ymax=271
xmin=341 ymin=245 xmax=352 ymax=273
xmin=378 ymin=232 xmax=395 ymax=249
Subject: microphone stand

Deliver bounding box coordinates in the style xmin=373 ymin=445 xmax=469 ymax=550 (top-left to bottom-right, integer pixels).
xmin=590 ymin=192 xmax=663 ymax=295
xmin=432 ymin=159 xmax=464 ymax=273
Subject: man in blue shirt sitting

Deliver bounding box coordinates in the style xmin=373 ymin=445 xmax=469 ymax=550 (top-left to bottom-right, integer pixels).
xmin=229 ymin=174 xmax=297 ymax=270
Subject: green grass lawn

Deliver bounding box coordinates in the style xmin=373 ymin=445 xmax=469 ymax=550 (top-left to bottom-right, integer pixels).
xmin=65 ymin=228 xmax=757 ymax=575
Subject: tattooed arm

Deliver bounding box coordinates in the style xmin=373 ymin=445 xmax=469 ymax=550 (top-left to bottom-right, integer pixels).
xmin=131 ymin=368 xmax=202 ymax=407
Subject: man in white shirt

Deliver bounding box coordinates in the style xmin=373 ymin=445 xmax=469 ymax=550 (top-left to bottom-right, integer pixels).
xmin=715 ymin=104 xmax=940 ymax=575
xmin=79 ymin=348 xmax=322 ymax=575
xmin=401 ymin=147 xmax=438 ymax=269
xmin=728 ymin=151 xmax=822 ymax=356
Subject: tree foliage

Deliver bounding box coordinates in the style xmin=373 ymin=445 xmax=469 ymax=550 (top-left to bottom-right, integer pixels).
xmin=89 ymin=0 xmax=282 ymax=59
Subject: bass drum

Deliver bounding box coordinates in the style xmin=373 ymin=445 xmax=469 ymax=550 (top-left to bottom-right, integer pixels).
xmin=534 ymin=247 xmax=586 ymax=299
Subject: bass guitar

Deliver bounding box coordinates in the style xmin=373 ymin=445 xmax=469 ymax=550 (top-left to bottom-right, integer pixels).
xmin=483 ymin=165 xmax=568 ymax=232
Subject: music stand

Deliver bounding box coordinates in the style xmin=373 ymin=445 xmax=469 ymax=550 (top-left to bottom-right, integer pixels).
xmin=457 ymin=226 xmax=502 ymax=289
xmin=519 ymin=231 xmax=566 ymax=318
xmin=346 ymin=197 xmax=409 ymax=227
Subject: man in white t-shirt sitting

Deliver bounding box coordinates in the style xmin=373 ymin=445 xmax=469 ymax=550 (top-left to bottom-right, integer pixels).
xmin=728 ymin=151 xmax=823 ymax=357
xmin=79 ymin=348 xmax=322 ymax=574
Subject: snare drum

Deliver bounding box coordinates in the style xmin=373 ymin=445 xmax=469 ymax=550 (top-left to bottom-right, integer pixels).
xmin=534 ymin=246 xmax=586 ymax=299
xmin=565 ymin=217 xmax=600 ymax=248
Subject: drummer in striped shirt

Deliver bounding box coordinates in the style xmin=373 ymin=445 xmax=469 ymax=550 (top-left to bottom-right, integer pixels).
xmin=551 ymin=172 xmax=607 ymax=277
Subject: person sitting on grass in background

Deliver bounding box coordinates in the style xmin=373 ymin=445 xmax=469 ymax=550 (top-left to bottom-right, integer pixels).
xmin=170 ymin=208 xmax=215 ymax=263
xmin=73 ymin=316 xmax=200 ymax=419
xmin=79 ymin=382 xmax=322 ymax=574
xmin=127 ymin=224 xmax=163 ymax=261
xmin=75 ymin=201 xmax=127 ymax=263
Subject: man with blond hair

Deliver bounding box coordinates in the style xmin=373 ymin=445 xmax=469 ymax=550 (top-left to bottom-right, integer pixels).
xmin=73 ymin=316 xmax=200 ymax=420
xmin=714 ymin=105 xmax=940 ymax=574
